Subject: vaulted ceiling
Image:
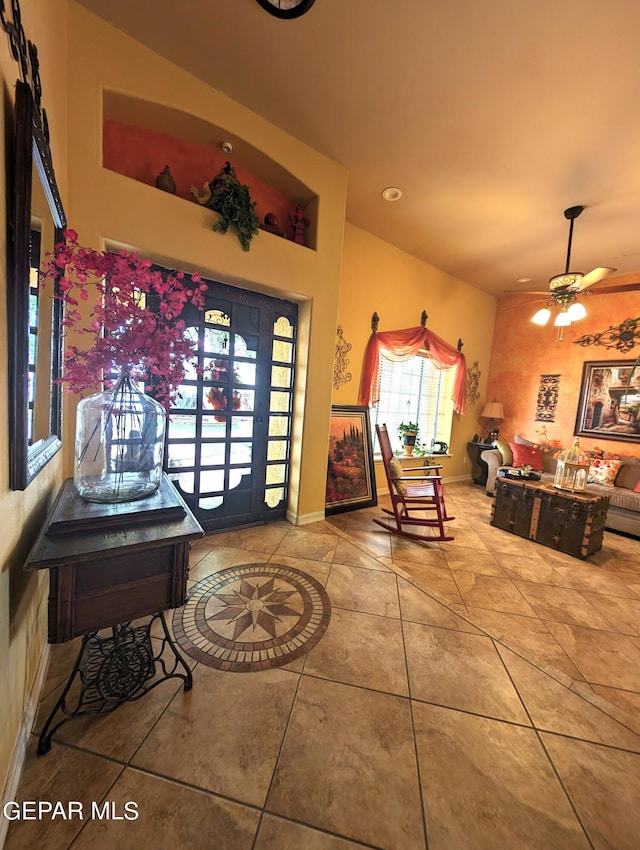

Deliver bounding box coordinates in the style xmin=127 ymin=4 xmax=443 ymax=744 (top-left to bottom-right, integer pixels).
xmin=76 ymin=0 xmax=640 ymax=298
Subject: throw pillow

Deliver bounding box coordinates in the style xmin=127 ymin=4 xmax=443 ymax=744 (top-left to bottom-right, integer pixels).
xmin=635 ymin=480 xmax=640 ymax=493
xmin=615 ymin=458 xmax=640 ymax=490
xmin=388 ymin=458 xmax=407 ymax=495
xmin=588 ymin=459 xmax=622 ymax=486
xmin=509 ymin=442 xmax=543 ymax=470
xmin=494 ymin=439 xmax=513 ymax=466
xmin=513 ymin=435 xmax=534 ymax=447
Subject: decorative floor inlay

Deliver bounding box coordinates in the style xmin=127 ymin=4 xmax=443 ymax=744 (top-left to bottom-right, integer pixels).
xmin=173 ymin=563 xmax=332 ymax=672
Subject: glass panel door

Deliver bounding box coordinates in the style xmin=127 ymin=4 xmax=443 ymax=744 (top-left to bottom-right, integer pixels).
xmin=164 ymin=277 xmax=297 ymax=533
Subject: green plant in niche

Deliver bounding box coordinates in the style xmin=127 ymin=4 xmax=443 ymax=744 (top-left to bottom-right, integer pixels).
xmin=189 ymin=161 xmax=259 ymax=251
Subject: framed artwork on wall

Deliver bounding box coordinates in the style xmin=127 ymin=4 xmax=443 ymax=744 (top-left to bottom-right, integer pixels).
xmin=325 ymin=405 xmax=377 ymax=515
xmin=574 ymin=359 xmax=640 ymax=444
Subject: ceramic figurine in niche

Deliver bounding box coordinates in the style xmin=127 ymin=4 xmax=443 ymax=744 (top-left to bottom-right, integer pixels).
xmin=289 ymin=205 xmax=309 ymax=244
xmin=155 ymin=165 xmax=176 ymax=194
xmin=262 ymin=212 xmax=285 ymax=237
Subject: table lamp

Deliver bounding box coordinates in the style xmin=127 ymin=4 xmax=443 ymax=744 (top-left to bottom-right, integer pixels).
xmin=481 ymin=400 xmax=505 ymax=441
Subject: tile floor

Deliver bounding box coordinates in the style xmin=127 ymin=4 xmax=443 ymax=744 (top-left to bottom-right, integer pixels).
xmin=5 ymin=481 xmax=640 ymax=850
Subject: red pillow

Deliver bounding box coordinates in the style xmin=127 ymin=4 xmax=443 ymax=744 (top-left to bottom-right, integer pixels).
xmin=509 ymin=442 xmax=543 ymax=470
xmin=635 ymin=481 xmax=640 ymax=493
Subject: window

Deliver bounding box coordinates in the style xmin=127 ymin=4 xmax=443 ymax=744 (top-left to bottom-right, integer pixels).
xmin=371 ymin=352 xmax=456 ymax=453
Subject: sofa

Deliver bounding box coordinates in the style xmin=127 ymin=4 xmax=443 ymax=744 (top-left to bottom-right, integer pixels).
xmin=481 ymin=436 xmax=640 ymax=537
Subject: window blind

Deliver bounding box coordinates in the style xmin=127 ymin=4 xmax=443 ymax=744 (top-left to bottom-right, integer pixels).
xmin=372 ymin=352 xmax=455 ymax=452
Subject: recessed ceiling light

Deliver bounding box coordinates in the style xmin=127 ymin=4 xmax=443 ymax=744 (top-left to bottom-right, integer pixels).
xmin=382 ymin=187 xmax=402 ymax=201
xmin=516 ymin=277 xmax=531 ymax=283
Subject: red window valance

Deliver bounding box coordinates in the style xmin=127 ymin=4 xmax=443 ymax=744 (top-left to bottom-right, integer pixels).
xmin=357 ymin=326 xmax=467 ymax=414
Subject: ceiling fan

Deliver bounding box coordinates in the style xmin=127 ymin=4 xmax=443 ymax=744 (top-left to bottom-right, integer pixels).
xmin=506 ymin=205 xmax=640 ymax=338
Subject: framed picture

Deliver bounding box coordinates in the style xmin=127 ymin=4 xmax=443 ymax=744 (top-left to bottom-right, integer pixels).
xmin=325 ymin=405 xmax=377 ymax=514
xmin=574 ymin=359 xmax=640 ymax=444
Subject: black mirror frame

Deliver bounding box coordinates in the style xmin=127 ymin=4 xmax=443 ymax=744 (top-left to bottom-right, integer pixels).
xmin=8 ymin=80 xmax=66 ymax=489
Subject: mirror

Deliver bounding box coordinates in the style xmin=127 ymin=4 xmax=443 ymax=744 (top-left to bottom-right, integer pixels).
xmin=7 ymin=80 xmax=66 ymax=489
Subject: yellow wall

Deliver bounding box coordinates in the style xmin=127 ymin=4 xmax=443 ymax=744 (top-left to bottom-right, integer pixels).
xmin=66 ymin=4 xmax=348 ymax=524
xmin=335 ymin=223 xmax=497 ymax=489
xmin=0 ymin=0 xmax=68 ymax=802
xmin=487 ymin=282 xmax=640 ymax=455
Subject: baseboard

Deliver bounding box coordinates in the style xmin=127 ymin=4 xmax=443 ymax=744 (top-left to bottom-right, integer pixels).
xmin=286 ymin=509 xmax=326 ymax=526
xmin=1 ymin=640 xmax=50 ymax=848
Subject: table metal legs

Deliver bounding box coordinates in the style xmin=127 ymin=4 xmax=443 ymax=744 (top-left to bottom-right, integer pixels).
xmin=37 ymin=611 xmax=192 ymax=755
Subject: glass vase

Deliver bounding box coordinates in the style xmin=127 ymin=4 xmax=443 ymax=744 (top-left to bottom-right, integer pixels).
xmin=74 ymin=369 xmax=166 ymax=503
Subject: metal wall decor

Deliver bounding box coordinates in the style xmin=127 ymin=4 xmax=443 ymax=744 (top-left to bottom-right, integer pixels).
xmin=535 ymin=374 xmax=560 ymax=422
xmin=466 ymin=360 xmax=481 ymax=405
xmin=573 ymin=317 xmax=640 ymax=353
xmin=333 ymin=325 xmax=352 ymax=390
xmin=1 ymin=0 xmax=49 ymax=142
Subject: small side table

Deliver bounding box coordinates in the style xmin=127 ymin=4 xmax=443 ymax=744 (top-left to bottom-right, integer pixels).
xmin=24 ymin=475 xmax=204 ymax=754
xmin=467 ymin=441 xmax=495 ymax=486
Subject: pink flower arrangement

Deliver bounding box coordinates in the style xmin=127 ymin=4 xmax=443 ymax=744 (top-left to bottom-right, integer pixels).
xmin=42 ymin=229 xmax=207 ymax=409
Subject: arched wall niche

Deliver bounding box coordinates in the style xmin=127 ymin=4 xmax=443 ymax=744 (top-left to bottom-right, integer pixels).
xmin=102 ymin=91 xmax=318 ymax=249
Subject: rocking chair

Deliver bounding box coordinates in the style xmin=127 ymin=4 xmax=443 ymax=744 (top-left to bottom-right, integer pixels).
xmin=374 ymin=424 xmax=455 ymax=542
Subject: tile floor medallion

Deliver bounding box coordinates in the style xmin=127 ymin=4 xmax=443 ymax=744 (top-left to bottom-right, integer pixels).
xmin=172 ymin=563 xmax=331 ymax=672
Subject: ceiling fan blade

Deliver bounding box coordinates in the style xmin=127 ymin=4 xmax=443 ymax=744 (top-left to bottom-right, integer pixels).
xmin=499 ymin=296 xmax=548 ymax=310
xmin=584 ymin=282 xmax=640 ymax=295
xmin=577 ymin=267 xmax=617 ymax=291
xmin=503 ymin=289 xmax=547 ymax=295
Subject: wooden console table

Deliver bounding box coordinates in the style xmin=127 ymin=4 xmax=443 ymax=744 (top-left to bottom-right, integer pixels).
xmin=491 ymin=478 xmax=609 ymax=559
xmin=24 ymin=475 xmax=204 ymax=753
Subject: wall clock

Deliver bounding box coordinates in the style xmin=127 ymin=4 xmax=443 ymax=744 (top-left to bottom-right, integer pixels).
xmin=255 ymin=0 xmax=316 ymax=19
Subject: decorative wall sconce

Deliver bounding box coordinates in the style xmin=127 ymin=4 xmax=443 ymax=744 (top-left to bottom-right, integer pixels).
xmin=466 ymin=360 xmax=481 ymax=405
xmin=333 ymin=325 xmax=352 ymax=390
xmin=573 ymin=316 xmax=640 ymax=353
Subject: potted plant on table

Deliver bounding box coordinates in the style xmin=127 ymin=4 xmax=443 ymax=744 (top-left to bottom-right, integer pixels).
xmin=398 ymin=422 xmax=420 ymax=457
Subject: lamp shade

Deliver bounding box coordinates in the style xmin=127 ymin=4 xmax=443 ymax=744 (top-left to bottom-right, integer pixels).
xmin=531 ymin=308 xmax=551 ymax=326
xmin=567 ymin=301 xmax=587 ymax=321
xmin=481 ymin=401 xmax=505 ymax=420
xmin=554 ymin=311 xmax=572 ymax=327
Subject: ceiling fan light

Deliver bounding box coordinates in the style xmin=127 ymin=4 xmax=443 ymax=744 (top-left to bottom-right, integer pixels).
xmin=549 ymin=272 xmax=584 ymax=291
xmin=567 ymin=302 xmax=587 ymax=321
xmin=531 ymin=308 xmax=551 ymax=325
xmin=554 ymin=311 xmax=572 ymax=327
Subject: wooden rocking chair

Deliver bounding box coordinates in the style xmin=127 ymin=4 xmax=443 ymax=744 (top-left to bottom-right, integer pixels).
xmin=374 ymin=424 xmax=455 ymax=542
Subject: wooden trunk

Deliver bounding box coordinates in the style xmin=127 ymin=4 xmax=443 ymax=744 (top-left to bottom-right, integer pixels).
xmin=491 ymin=479 xmax=609 ymax=559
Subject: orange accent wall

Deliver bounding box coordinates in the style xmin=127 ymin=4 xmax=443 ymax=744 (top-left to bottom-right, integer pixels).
xmin=103 ymin=119 xmax=297 ymax=239
xmin=485 ymin=282 xmax=640 ymax=456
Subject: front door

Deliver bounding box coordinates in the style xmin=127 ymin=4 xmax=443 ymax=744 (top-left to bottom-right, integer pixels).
xmin=165 ymin=278 xmax=298 ymax=533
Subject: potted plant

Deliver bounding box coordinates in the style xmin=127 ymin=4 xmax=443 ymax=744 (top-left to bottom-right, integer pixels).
xmin=398 ymin=421 xmax=420 ymax=456
xmin=189 ymin=161 xmax=259 ymax=252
